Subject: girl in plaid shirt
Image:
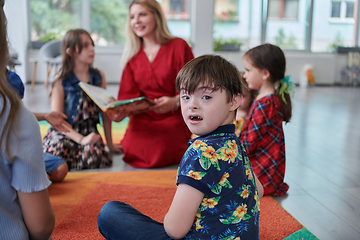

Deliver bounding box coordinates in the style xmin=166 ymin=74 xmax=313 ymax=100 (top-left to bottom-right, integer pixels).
xmin=240 ymin=44 xmax=292 ymax=196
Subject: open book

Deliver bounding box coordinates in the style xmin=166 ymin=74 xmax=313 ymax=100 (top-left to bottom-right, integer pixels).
xmin=79 ymin=82 xmax=155 ymax=114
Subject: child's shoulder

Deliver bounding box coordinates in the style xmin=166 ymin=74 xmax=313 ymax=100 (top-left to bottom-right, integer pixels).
xmin=255 ymin=94 xmax=281 ymax=109
xmin=90 ymin=67 xmax=101 ymax=75
xmin=251 ymin=95 xmax=283 ymax=122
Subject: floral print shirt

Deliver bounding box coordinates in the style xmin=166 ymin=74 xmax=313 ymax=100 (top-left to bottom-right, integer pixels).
xmin=177 ymin=124 xmax=260 ymax=240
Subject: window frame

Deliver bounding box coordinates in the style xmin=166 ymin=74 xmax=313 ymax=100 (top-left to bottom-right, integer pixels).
xmin=267 ymin=0 xmax=299 ymax=21
xmin=328 ymin=0 xmax=355 ymax=24
xmin=28 ymin=0 xmax=360 ymax=53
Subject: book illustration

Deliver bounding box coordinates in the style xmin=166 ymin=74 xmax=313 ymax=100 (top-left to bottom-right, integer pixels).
xmin=78 ymin=82 xmax=155 ymax=114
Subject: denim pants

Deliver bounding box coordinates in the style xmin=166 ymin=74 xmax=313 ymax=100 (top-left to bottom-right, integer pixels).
xmin=97 ymin=201 xmax=176 ymax=240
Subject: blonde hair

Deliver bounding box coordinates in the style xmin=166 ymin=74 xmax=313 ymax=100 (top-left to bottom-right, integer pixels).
xmin=0 ymin=0 xmax=21 ymax=162
xmin=120 ymin=0 xmax=174 ymax=68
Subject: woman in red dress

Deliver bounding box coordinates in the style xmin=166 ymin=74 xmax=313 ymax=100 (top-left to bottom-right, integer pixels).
xmin=108 ymin=0 xmax=194 ymax=168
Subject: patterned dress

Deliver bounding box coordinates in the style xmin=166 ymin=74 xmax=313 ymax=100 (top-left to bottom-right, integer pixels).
xmin=43 ymin=72 xmax=111 ymax=170
xmin=240 ymin=94 xmax=289 ymax=196
xmin=177 ymin=124 xmax=260 ymax=240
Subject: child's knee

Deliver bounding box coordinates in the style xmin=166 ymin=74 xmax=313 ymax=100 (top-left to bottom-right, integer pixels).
xmin=49 ymin=162 xmax=68 ymax=182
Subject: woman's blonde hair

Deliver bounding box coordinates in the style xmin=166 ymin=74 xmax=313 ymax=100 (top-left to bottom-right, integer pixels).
xmin=0 ymin=0 xmax=21 ymax=162
xmin=120 ymin=0 xmax=174 ymax=68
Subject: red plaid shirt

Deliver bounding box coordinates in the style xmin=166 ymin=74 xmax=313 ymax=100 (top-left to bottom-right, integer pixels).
xmin=240 ymin=94 xmax=289 ymax=196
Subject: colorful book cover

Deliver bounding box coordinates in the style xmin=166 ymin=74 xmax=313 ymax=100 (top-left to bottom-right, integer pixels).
xmin=78 ymin=82 xmax=155 ymax=114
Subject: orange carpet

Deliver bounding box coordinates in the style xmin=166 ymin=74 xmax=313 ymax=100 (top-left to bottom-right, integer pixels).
xmin=49 ymin=170 xmax=304 ymax=240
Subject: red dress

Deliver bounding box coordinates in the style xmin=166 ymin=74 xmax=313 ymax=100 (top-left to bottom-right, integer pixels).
xmin=117 ymin=38 xmax=194 ymax=168
xmin=240 ymin=95 xmax=289 ymax=196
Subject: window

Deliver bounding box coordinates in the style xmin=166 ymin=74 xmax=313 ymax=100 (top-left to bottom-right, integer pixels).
xmin=265 ymin=0 xmax=303 ymax=50
xmin=170 ymin=0 xmax=184 ymax=13
xmin=30 ymin=0 xmax=190 ymax=47
xmin=30 ymin=0 xmax=130 ymax=47
xmin=30 ymin=0 xmax=81 ymax=43
xmin=161 ymin=0 xmax=191 ymax=20
xmin=159 ymin=0 xmax=191 ymax=41
xmin=268 ymin=0 xmax=299 ymax=20
xmin=213 ymin=0 xmax=246 ymax=51
xmin=346 ymin=2 xmax=355 ymax=18
xmin=89 ymin=0 xmax=131 ymax=46
xmin=312 ymin=0 xmax=354 ymax=52
xmin=330 ymin=1 xmax=355 ymax=22
xmin=214 ymin=0 xmax=239 ymax=22
xmin=331 ymin=1 xmax=341 ymax=17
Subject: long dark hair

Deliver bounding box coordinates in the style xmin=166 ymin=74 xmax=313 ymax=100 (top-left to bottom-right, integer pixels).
xmin=58 ymin=29 xmax=95 ymax=80
xmin=244 ymin=43 xmax=292 ymax=122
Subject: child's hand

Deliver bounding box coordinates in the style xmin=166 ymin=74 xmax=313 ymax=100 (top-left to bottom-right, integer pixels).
xmin=107 ymin=143 xmax=123 ymax=154
xmin=45 ymin=112 xmax=72 ymax=133
xmin=79 ymin=132 xmax=101 ymax=145
xmin=106 ymin=109 xmax=128 ymax=122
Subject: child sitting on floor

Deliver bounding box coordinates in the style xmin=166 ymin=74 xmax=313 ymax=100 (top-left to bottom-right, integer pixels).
xmin=97 ymin=54 xmax=263 ymax=240
xmin=6 ymin=68 xmax=69 ymax=182
xmin=43 ymin=29 xmax=122 ymax=171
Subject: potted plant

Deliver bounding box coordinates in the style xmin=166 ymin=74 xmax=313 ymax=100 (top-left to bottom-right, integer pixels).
xmin=31 ymin=31 xmax=60 ymax=49
xmin=214 ymin=38 xmax=242 ymax=52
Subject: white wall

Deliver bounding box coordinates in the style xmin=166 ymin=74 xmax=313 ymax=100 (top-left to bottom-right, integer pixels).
xmin=220 ymin=51 xmax=347 ymax=85
xmin=4 ymin=0 xmax=29 ymax=83
xmin=26 ymin=47 xmax=123 ymax=85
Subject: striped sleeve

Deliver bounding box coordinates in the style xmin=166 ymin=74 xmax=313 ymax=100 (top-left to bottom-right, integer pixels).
xmin=11 ymin=103 xmax=51 ymax=192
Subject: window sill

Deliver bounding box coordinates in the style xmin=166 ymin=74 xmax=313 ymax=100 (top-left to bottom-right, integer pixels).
xmin=328 ymin=18 xmax=354 ymax=24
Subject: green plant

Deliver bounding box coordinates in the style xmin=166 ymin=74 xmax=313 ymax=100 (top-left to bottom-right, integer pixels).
xmin=213 ymin=38 xmax=243 ymax=51
xmin=38 ymin=31 xmax=60 ymax=42
xmin=327 ymin=31 xmax=344 ymax=52
xmin=275 ymin=28 xmax=286 ymax=46
xmin=274 ymin=28 xmax=298 ymax=49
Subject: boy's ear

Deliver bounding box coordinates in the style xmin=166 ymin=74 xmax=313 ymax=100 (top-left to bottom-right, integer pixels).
xmin=65 ymin=48 xmax=72 ymax=56
xmin=230 ymin=93 xmax=242 ymax=111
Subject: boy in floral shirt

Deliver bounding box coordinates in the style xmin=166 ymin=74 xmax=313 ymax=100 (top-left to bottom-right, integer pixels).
xmin=97 ymin=55 xmax=263 ymax=240
xmin=168 ymin=55 xmax=263 ymax=239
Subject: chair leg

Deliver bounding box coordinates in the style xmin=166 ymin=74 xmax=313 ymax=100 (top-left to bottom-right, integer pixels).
xmin=31 ymin=61 xmax=38 ymax=92
xmin=45 ymin=62 xmax=51 ymax=88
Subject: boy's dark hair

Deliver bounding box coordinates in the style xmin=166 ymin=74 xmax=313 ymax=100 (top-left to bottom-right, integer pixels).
xmin=244 ymin=43 xmax=292 ymax=122
xmin=176 ymin=54 xmax=243 ymax=102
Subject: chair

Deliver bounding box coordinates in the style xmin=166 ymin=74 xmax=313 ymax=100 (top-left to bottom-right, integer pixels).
xmin=7 ymin=47 xmax=21 ymax=71
xmin=30 ymin=39 xmax=62 ymax=91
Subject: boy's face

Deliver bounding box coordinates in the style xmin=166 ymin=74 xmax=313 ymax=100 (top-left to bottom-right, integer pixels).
xmin=180 ymin=83 xmax=240 ymax=136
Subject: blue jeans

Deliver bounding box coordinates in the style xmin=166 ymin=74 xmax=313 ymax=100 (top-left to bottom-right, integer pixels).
xmin=97 ymin=201 xmax=175 ymax=240
xmin=44 ymin=152 xmax=65 ymax=174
